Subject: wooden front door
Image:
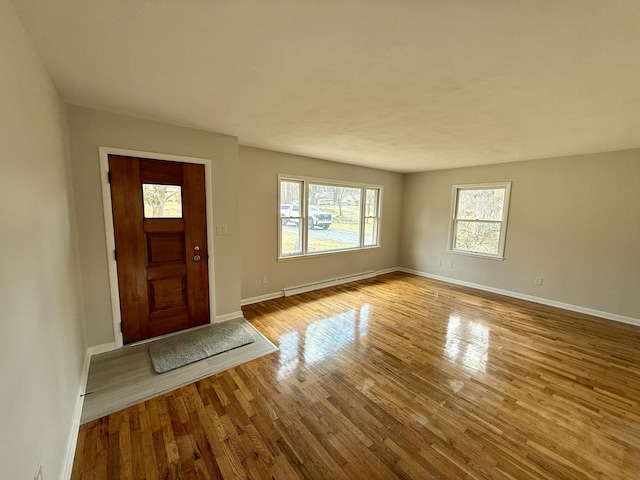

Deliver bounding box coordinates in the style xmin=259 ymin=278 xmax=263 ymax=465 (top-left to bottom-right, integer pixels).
xmin=109 ymin=155 xmax=210 ymax=344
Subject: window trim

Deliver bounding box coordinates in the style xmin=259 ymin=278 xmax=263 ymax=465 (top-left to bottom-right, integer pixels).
xmin=447 ymin=182 xmax=512 ymax=260
xmin=362 ymin=187 xmax=381 ymax=248
xmin=278 ymin=174 xmax=383 ymax=259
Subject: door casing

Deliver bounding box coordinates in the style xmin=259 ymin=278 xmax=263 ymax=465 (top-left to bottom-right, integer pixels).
xmin=99 ymin=146 xmax=216 ymax=348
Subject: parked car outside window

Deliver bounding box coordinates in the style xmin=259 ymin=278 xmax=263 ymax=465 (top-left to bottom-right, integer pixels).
xmin=283 ymin=204 xmax=332 ymax=229
xmin=280 ymin=204 xmax=291 ymax=217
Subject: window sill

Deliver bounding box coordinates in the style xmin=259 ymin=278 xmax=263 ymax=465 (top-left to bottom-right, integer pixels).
xmin=278 ymin=245 xmax=381 ymax=261
xmin=447 ymin=249 xmax=505 ymax=261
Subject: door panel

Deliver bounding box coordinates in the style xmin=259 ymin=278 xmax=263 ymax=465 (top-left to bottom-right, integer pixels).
xmin=146 ymin=231 xmax=185 ymax=264
xmin=109 ymin=155 xmax=210 ymax=344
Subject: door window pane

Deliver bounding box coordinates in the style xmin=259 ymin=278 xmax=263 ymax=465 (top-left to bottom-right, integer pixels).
xmin=143 ymin=184 xmax=182 ymax=218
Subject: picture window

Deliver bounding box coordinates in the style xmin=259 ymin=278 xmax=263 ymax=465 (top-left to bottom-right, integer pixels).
xmin=279 ymin=175 xmax=382 ymax=259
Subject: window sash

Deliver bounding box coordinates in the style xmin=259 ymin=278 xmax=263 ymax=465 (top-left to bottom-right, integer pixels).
xmin=363 ymin=188 xmax=380 ymax=247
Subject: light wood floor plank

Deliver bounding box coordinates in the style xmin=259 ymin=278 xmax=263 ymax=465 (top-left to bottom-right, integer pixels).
xmin=72 ymin=272 xmax=640 ymax=479
xmin=81 ymin=319 xmax=277 ymax=423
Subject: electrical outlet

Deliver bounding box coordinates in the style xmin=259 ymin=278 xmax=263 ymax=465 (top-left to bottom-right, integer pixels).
xmin=436 ymin=260 xmax=442 ymax=266
xmin=448 ymin=262 xmax=454 ymax=269
xmin=34 ymin=464 xmax=43 ymax=480
xmin=262 ymin=275 xmax=268 ymax=284
xmin=535 ymin=277 xmax=543 ymax=286
xmin=216 ymin=225 xmax=228 ymax=235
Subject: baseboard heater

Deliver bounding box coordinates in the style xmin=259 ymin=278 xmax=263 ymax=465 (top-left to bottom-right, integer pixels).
xmin=283 ymin=271 xmax=376 ymax=297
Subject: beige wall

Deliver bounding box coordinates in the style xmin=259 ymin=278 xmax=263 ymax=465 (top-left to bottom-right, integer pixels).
xmin=0 ymin=1 xmax=86 ymax=478
xmin=66 ymin=106 xmax=241 ymax=347
xmin=401 ymin=150 xmax=640 ymax=320
xmin=239 ymin=147 xmax=403 ymax=300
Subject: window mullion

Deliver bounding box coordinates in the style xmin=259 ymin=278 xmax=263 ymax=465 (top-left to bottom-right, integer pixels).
xmin=359 ymin=187 xmax=365 ymax=247
xmin=302 ymin=180 xmax=308 ymax=254
xmin=455 ymin=219 xmax=504 ymax=224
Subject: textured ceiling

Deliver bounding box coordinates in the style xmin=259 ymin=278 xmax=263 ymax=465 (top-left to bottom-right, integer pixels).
xmin=10 ymin=0 xmax=640 ymax=172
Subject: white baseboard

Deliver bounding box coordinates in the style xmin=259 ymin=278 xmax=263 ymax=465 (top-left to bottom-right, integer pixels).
xmin=240 ymin=266 xmax=638 ymax=327
xmin=240 ymin=269 xmax=402 ymax=306
xmin=85 ymin=312 xmax=245 ymax=354
xmin=62 ymin=342 xmax=113 ymax=478
xmin=85 ymin=312 xmax=247 ymax=356
xmin=60 ymin=349 xmax=92 ymax=480
xmin=376 ymin=267 xmax=401 ymax=276
xmin=399 ymin=268 xmax=640 ymax=327
xmin=87 ymin=342 xmax=116 ymax=356
xmin=283 ymin=270 xmax=377 ymax=297
xmin=241 ymin=292 xmax=284 ymax=306
xmin=215 ymin=310 xmax=245 ymax=323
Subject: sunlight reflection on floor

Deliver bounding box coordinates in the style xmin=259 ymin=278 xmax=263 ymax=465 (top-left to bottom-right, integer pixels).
xmin=277 ymin=304 xmax=370 ymax=379
xmin=444 ymin=314 xmax=490 ymax=374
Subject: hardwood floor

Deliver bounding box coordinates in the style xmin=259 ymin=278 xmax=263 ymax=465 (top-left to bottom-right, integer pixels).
xmin=80 ymin=319 xmax=278 ymax=424
xmin=71 ymin=272 xmax=640 ymax=479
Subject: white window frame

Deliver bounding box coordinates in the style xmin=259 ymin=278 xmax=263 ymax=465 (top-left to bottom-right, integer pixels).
xmin=448 ymin=182 xmax=512 ymax=260
xmin=278 ymin=174 xmax=383 ymax=259
xmin=363 ymin=188 xmax=381 ymax=248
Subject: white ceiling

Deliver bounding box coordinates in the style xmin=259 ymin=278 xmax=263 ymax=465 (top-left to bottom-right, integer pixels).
xmin=10 ymin=0 xmax=640 ymax=172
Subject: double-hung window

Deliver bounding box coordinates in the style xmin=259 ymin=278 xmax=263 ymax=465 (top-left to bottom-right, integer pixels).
xmin=449 ymin=182 xmax=511 ymax=259
xmin=279 ymin=175 xmax=382 ymax=258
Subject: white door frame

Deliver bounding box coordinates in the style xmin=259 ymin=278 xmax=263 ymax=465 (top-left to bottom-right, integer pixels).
xmin=98 ymin=146 xmax=216 ymax=348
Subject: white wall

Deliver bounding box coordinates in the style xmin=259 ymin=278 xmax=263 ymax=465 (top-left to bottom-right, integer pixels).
xmin=66 ymin=106 xmax=241 ymax=347
xmin=401 ymin=149 xmax=640 ymax=320
xmin=0 ymin=1 xmax=86 ymax=479
xmin=239 ymin=146 xmax=403 ymax=300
